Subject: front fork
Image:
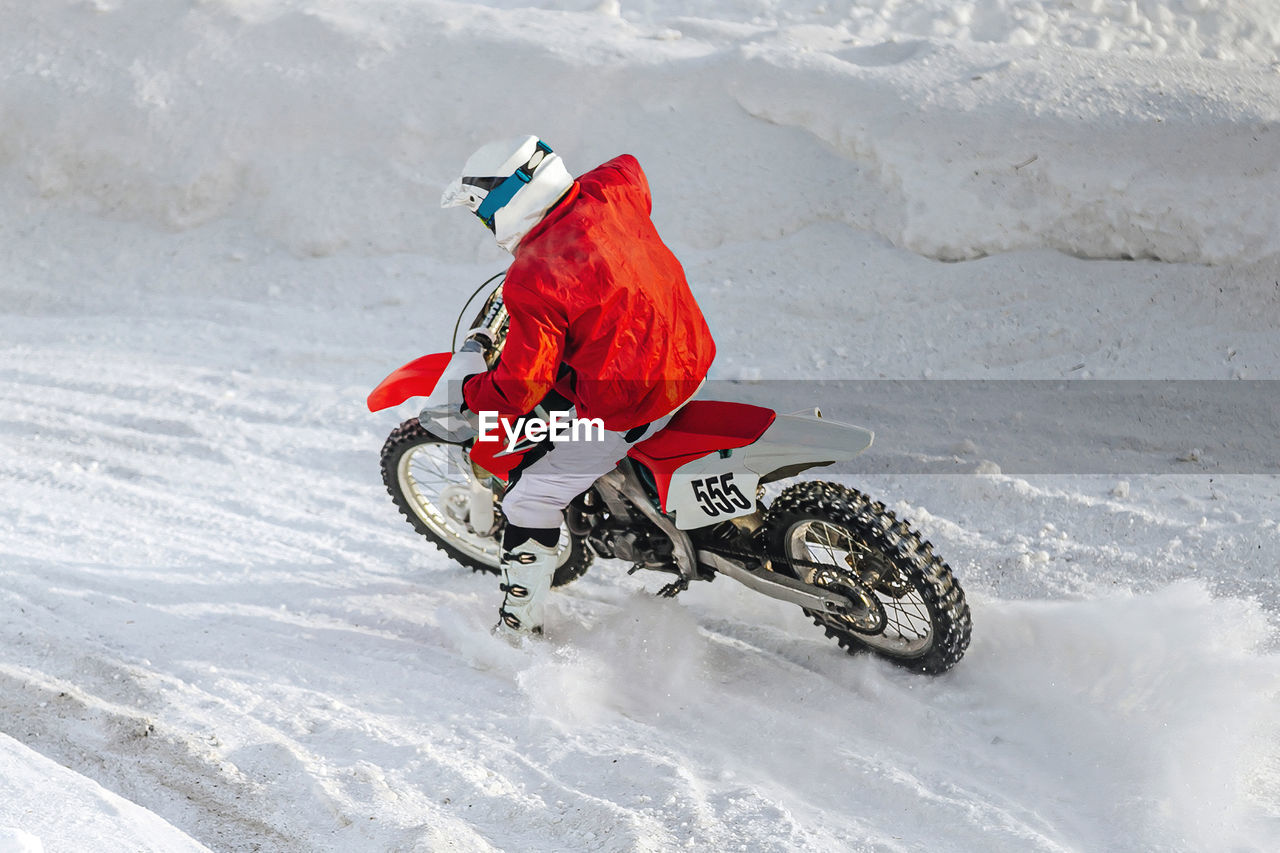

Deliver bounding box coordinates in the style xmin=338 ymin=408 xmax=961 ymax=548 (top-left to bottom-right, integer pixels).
xmin=455 ymin=457 xmax=497 ymax=537
xmin=468 ymin=475 xmax=496 ymax=536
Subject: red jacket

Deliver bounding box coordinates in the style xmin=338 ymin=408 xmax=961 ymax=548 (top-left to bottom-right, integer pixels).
xmin=463 ymin=155 xmax=716 ymax=431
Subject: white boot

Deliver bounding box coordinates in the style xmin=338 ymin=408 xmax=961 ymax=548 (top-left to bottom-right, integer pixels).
xmin=494 ymin=539 xmax=557 ymax=639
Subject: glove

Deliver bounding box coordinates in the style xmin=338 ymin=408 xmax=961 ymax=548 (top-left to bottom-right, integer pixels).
xmin=419 ymin=342 xmax=487 ymax=442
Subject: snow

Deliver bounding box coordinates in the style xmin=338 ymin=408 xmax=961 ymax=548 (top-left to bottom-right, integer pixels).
xmin=0 ymin=732 xmax=208 ymax=852
xmin=2 ymin=0 xmax=1279 ymax=850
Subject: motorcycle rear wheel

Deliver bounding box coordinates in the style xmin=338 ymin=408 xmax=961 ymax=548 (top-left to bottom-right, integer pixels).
xmin=380 ymin=418 xmax=591 ymax=587
xmin=764 ymin=481 xmax=971 ymax=674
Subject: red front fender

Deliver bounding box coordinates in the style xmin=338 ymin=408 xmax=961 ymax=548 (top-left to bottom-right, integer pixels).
xmin=368 ymin=352 xmax=522 ymax=483
xmin=366 ymin=352 xmax=453 ymax=412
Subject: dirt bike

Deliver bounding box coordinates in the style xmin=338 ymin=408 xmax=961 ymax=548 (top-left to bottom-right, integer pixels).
xmin=368 ymin=277 xmax=972 ymax=674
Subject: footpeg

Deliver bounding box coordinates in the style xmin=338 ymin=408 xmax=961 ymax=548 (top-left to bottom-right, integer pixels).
xmin=657 ymin=578 xmax=689 ymax=598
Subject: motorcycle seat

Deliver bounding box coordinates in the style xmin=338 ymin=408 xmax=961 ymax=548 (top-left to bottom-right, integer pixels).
xmin=629 ymin=400 xmax=775 ymax=463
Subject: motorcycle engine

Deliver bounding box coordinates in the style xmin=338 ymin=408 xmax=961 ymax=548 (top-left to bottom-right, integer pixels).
xmin=586 ymin=525 xmax=673 ymax=565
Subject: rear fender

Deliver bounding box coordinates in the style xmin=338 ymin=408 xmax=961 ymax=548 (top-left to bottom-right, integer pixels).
xmin=738 ymin=413 xmax=873 ymax=482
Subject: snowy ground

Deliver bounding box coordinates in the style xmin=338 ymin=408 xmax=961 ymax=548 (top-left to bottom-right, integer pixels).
xmin=2 ymin=0 xmax=1280 ymax=851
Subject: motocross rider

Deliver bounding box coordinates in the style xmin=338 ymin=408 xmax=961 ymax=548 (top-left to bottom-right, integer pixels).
xmin=424 ymin=136 xmax=715 ymax=639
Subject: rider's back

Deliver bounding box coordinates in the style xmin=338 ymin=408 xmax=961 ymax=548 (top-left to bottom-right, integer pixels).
xmin=467 ymin=154 xmax=716 ymax=431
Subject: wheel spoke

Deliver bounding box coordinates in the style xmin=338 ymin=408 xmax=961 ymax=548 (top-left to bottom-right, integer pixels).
xmin=396 ymin=439 xmax=573 ymax=569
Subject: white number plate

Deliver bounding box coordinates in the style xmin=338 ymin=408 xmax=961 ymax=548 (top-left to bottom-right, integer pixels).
xmin=666 ymin=460 xmax=759 ymax=530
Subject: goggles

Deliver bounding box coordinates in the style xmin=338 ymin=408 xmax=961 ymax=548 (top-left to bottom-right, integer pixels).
xmin=466 ymin=141 xmax=554 ymax=232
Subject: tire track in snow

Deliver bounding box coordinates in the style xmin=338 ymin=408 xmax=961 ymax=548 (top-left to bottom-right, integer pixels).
xmin=1 ymin=348 xmax=400 ymax=573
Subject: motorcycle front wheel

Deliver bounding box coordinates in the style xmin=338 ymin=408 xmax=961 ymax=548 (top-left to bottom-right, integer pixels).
xmin=764 ymin=481 xmax=972 ymax=675
xmin=379 ymin=418 xmax=591 ymax=587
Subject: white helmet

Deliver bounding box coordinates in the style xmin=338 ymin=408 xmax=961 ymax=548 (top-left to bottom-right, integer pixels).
xmin=441 ymin=135 xmax=574 ymax=253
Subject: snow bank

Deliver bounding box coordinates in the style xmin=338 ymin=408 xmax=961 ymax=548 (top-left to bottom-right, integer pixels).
xmin=487 ymin=0 xmax=1280 ymax=63
xmin=730 ymin=41 xmax=1280 ymax=262
xmin=0 ymin=733 xmax=208 ymax=853
xmin=2 ymin=0 xmax=1278 ymax=269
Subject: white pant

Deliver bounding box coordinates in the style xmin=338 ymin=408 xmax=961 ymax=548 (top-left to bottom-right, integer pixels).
xmin=500 ymin=413 xmax=673 ymax=530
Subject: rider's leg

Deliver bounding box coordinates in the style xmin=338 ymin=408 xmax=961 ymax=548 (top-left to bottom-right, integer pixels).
xmin=494 ymin=415 xmax=672 ymax=637
xmin=495 ymin=524 xmax=559 ymax=637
